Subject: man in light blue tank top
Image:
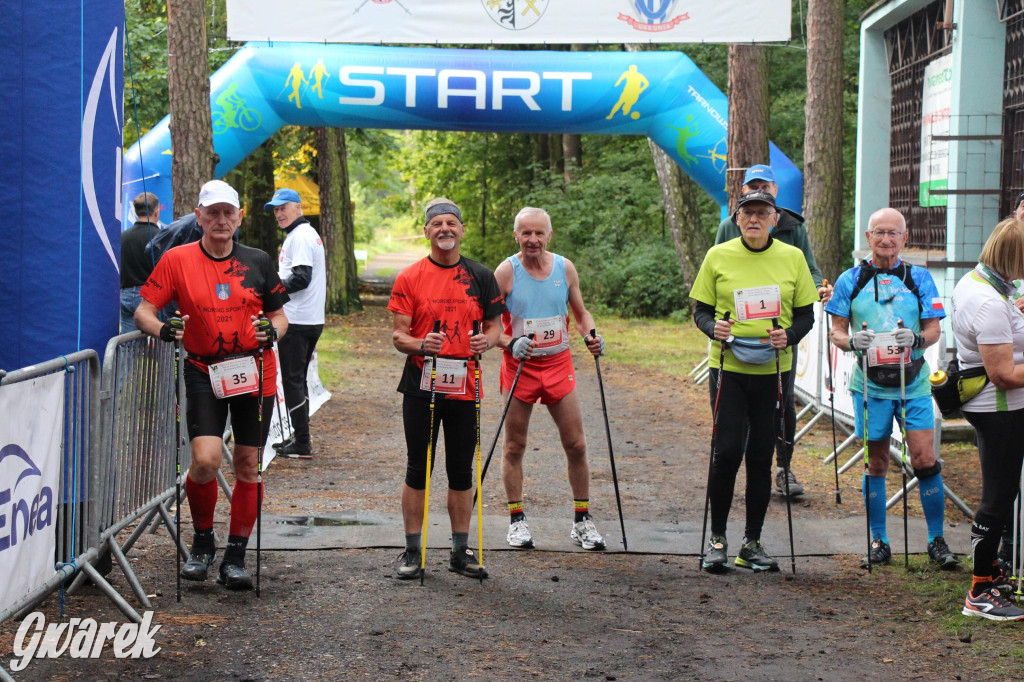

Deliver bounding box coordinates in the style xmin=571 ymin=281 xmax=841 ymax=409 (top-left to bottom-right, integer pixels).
xmin=494 ymin=207 xmax=607 ymax=551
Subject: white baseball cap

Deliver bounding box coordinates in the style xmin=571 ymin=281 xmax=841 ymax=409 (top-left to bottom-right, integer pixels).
xmin=197 ymin=180 xmax=240 ymax=208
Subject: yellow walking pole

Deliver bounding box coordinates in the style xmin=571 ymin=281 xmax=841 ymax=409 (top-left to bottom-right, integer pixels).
xmin=473 ymin=320 xmax=484 ymax=583
xmin=421 ymin=319 xmax=441 ymax=585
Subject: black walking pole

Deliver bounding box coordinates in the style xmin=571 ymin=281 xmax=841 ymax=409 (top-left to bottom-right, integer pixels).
xmin=860 ymin=322 xmax=873 ymax=574
xmin=773 ymin=319 xmax=797 ymax=575
xmin=824 ymin=282 xmax=842 ymax=504
xmin=897 ymin=319 xmax=910 ymax=569
xmin=255 ymin=312 xmax=269 ymax=598
xmin=420 ymin=319 xmax=442 ymax=585
xmin=699 ymin=312 xmax=730 ymax=571
xmin=472 ymin=320 xmax=485 ymax=584
xmin=591 ymin=328 xmax=627 ymax=551
xmin=173 ymin=332 xmax=182 ymax=602
xmin=477 ymin=333 xmax=534 ymax=496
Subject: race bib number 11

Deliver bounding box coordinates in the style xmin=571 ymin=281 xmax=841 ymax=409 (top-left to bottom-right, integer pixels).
xmin=734 ymin=285 xmax=782 ymax=321
xmin=419 ymin=357 xmax=468 ymax=395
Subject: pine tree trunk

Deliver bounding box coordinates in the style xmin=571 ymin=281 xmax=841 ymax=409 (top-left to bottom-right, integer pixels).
xmin=803 ymin=0 xmax=845 ymax=282
xmin=726 ymin=44 xmax=770 ymax=212
xmin=166 ymin=0 xmax=215 ymax=218
xmin=315 ymin=127 xmax=361 ymax=315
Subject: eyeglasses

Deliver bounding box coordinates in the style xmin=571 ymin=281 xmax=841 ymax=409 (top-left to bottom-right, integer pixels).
xmin=869 ymin=230 xmax=906 ymax=239
xmin=739 ymin=209 xmax=775 ymax=219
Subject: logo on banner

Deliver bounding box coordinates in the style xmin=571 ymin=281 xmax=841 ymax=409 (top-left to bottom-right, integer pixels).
xmin=10 ymin=611 xmax=161 ymax=672
xmin=0 ymin=445 xmax=54 ymax=554
xmin=619 ymin=1 xmax=690 ymax=33
xmin=216 ymin=284 xmax=231 ymax=300
xmin=483 ymin=0 xmax=549 ymax=31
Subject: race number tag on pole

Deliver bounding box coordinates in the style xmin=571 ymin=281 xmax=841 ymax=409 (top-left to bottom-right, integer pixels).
xmin=524 ymin=315 xmax=563 ymax=349
xmin=420 ymin=357 xmax=468 ymax=395
xmin=209 ymin=356 xmax=260 ymax=398
xmin=867 ymin=332 xmax=912 ymax=367
xmin=734 ymin=285 xmax=782 ymax=321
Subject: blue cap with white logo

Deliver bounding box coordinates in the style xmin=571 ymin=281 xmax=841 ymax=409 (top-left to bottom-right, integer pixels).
xmin=742 ymin=165 xmax=776 ymax=186
xmin=263 ymin=188 xmax=301 ymax=211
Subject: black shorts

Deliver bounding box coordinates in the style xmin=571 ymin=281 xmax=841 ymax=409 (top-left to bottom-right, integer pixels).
xmin=184 ymin=362 xmax=274 ymax=447
xmin=402 ymin=394 xmax=477 ymax=491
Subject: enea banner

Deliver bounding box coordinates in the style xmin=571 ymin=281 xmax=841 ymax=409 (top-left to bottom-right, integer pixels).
xmin=0 ymin=373 xmax=64 ymax=614
xmin=226 ymin=0 xmax=791 ymax=44
xmin=919 ymin=54 xmax=953 ymax=207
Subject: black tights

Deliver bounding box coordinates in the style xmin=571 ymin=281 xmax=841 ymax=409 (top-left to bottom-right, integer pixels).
xmin=707 ymin=368 xmax=791 ymax=541
xmin=963 ymin=409 xmax=1024 ymax=580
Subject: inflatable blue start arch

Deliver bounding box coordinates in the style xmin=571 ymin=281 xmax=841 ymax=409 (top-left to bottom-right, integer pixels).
xmin=124 ymin=43 xmax=802 ymax=217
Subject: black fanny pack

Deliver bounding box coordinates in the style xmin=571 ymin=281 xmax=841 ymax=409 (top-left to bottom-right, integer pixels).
xmin=931 ymin=357 xmax=990 ymax=418
xmin=866 ymin=356 xmax=925 ymax=387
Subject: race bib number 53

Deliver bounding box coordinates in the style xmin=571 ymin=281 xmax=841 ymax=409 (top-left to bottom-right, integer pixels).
xmin=867 ymin=332 xmax=912 ymax=367
xmin=208 ymin=356 xmax=260 ymax=398
xmin=734 ymin=285 xmax=782 ymax=321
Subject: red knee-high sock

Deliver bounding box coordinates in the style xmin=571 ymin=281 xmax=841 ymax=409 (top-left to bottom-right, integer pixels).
xmin=184 ymin=475 xmax=218 ymax=532
xmin=229 ymin=480 xmax=262 ymax=538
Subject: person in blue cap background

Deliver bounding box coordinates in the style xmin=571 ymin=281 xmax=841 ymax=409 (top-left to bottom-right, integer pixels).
xmin=714 ymin=164 xmax=829 ymax=500
xmin=264 ymin=188 xmax=327 ymax=459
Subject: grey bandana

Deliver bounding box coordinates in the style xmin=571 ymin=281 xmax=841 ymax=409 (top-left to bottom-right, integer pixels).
xmin=425 ymin=203 xmax=462 ymax=224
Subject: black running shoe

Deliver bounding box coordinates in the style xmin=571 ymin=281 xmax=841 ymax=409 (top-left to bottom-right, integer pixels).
xmin=701 ymin=536 xmax=729 ymax=573
xmin=217 ymin=562 xmax=254 ymax=591
xmin=395 ymin=549 xmax=423 ymax=580
xmin=735 ymin=538 xmax=780 ymax=572
xmin=860 ymin=539 xmax=892 ymax=569
xmin=448 ymin=546 xmax=488 ymax=579
xmin=277 ymin=441 xmax=313 ymax=459
xmin=927 ymin=536 xmax=960 ymax=571
xmin=180 ymin=548 xmax=216 ymax=582
xmin=272 ymin=437 xmax=295 ymax=452
xmin=992 ymin=561 xmax=1020 ymax=594
xmin=962 ymin=586 xmax=1024 ymax=621
xmin=775 ymin=468 xmax=805 ymax=498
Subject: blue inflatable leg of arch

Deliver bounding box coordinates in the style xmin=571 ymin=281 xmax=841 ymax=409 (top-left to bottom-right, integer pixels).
xmin=124 ymin=43 xmax=802 ymax=220
xmin=0 ymin=0 xmax=124 ymax=371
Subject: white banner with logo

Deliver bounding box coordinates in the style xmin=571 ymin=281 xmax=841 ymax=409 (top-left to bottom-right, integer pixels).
xmin=227 ymin=0 xmax=791 ymax=44
xmin=919 ymin=54 xmax=953 ymax=207
xmin=261 ymin=348 xmax=332 ymax=469
xmin=793 ymin=302 xmax=823 ymax=403
xmin=0 ymin=373 xmax=64 ymax=614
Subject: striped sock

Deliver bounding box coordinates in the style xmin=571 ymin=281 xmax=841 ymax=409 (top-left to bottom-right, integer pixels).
xmin=509 ymin=501 xmax=525 ymax=523
xmin=574 ymin=499 xmax=590 ymax=523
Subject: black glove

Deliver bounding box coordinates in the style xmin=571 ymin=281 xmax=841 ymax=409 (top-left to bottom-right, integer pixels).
xmin=159 ymin=317 xmax=184 ymax=342
xmin=255 ymin=317 xmax=278 ymax=344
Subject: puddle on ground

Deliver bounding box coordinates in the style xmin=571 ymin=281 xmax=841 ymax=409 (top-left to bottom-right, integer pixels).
xmin=274 ymin=515 xmax=377 ymax=527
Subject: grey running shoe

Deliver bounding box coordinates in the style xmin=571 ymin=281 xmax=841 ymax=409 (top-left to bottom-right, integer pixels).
xmin=701 ymin=535 xmax=728 ymax=573
xmin=216 ymin=562 xmax=254 ymax=591
xmin=449 ymin=546 xmax=488 ymax=580
xmin=395 ymin=549 xmax=423 ymax=580
xmin=860 ymin=539 xmax=892 ymax=569
xmin=927 ymin=536 xmax=960 ymax=571
xmin=735 ymin=538 xmax=780 ymax=572
xmin=962 ymin=587 xmax=1024 ymax=621
xmin=570 ymin=517 xmax=606 ymax=551
xmin=775 ymin=468 xmax=805 ymax=497
xmin=180 ymin=547 xmax=216 ymax=582
xmin=507 ymin=519 xmax=535 ymax=549
xmin=992 ymin=561 xmax=1019 ymax=595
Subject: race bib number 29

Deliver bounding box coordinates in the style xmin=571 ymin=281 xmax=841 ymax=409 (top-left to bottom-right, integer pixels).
xmin=524 ymin=315 xmax=564 ymax=349
xmin=733 ymin=285 xmax=782 ymax=321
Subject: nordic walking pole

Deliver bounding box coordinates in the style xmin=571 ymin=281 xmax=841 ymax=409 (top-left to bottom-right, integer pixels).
xmin=255 ymin=311 xmax=269 ymax=598
xmin=592 ymin=327 xmax=627 ymax=551
xmin=861 ymin=321 xmax=873 ymax=574
xmin=773 ymin=318 xmax=797 ymax=575
xmin=472 ymin=320 xmax=484 ymax=584
xmin=699 ymin=312 xmax=730 ymax=571
xmin=420 ymin=319 xmax=442 ymax=586
xmin=897 ymin=319 xmax=909 ymax=570
xmin=823 ymin=281 xmax=842 ymax=504
xmin=173 ymin=315 xmax=182 ymax=602
xmin=477 ymin=332 xmax=534 ymax=499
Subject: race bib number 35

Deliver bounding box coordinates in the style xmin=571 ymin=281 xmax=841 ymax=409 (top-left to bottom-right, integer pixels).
xmin=209 ymin=356 xmax=260 ymax=398
xmin=734 ymin=285 xmax=782 ymax=321
xmin=867 ymin=332 xmax=912 ymax=367
xmin=419 ymin=357 xmax=468 ymax=395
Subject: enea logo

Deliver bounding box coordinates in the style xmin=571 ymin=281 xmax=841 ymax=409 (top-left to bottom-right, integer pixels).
xmin=0 ymin=444 xmax=55 ymax=554
xmin=618 ymin=0 xmax=690 ymax=33
xmin=482 ymin=0 xmax=549 ymax=31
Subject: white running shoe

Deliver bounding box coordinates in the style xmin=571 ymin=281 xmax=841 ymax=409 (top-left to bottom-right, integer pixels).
xmin=507 ymin=519 xmax=535 ymax=548
xmin=571 ymin=517 xmax=606 ymax=551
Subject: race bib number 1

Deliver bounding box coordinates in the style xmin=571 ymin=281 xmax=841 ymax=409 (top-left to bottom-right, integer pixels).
xmin=733 ymin=285 xmax=782 ymax=321
xmin=866 ymin=332 xmax=912 ymax=367
xmin=524 ymin=315 xmax=564 ymax=349
xmin=419 ymin=357 xmax=468 ymax=395
xmin=208 ymin=356 xmax=260 ymax=399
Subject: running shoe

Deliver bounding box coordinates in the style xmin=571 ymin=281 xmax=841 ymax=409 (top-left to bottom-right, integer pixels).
xmin=180 ymin=541 xmax=217 ymax=582
xmin=395 ymin=549 xmax=423 ymax=580
xmin=860 ymin=539 xmax=892 ymax=569
xmin=962 ymin=586 xmax=1024 ymax=622
xmin=278 ymin=440 xmax=313 ymax=459
xmin=927 ymin=536 xmax=961 ymax=571
xmin=571 ymin=517 xmax=606 ymax=551
xmin=735 ymin=538 xmax=780 ymax=572
xmin=449 ymin=546 xmax=488 ymax=579
xmin=992 ymin=561 xmax=1020 ymax=595
xmin=701 ymin=535 xmax=729 ymax=573
xmin=217 ymin=562 xmax=254 ymax=591
xmin=775 ymin=468 xmax=805 ymax=497
xmin=507 ymin=519 xmax=535 ymax=549
xmin=272 ymin=437 xmax=295 ymax=452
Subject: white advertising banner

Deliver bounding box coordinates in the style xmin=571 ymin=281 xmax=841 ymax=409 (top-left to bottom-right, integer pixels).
xmin=0 ymin=372 xmax=64 ymax=614
xmin=793 ymin=302 xmax=822 ymax=404
xmin=261 ymin=348 xmax=332 ymax=469
xmin=227 ymin=0 xmax=791 ymax=45
xmin=919 ymin=54 xmax=953 ymax=207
